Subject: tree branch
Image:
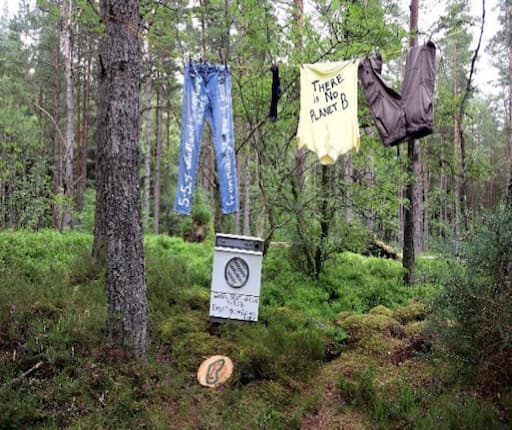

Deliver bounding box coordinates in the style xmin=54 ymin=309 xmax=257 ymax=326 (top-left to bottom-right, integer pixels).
xmin=33 ymin=103 xmax=65 ymax=147
xmin=86 ymin=0 xmax=100 ymax=17
xmin=1 ymin=361 xmax=44 ymax=392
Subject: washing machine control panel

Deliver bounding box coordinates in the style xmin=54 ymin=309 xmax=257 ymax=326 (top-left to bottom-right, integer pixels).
xmin=215 ymin=234 xmax=264 ymax=253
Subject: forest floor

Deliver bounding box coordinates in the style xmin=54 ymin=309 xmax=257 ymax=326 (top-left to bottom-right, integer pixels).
xmin=299 ymin=309 xmax=436 ymax=429
xmin=0 ymin=230 xmax=509 ymax=429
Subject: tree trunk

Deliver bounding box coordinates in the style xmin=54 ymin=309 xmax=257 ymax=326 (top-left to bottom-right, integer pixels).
xmin=453 ymin=78 xmax=462 ymax=235
xmin=234 ymin=151 xmax=241 ymax=235
xmin=488 ymin=142 xmax=494 ymax=209
xmin=293 ymin=0 xmax=305 ymax=193
xmin=314 ymin=165 xmax=332 ymax=278
xmin=79 ymin=33 xmax=93 ymax=212
xmin=423 ymin=158 xmax=430 ymax=251
xmin=507 ymin=43 xmax=512 ymax=205
xmin=403 ymin=0 xmax=419 ymax=285
xmin=53 ymin=22 xmax=63 ymax=230
xmin=95 ymin=0 xmax=148 ymax=357
xmin=164 ymin=96 xmax=172 ymax=230
xmin=397 ymin=147 xmax=404 ymax=247
xmin=366 ymin=149 xmax=374 ymax=233
xmin=344 ymin=154 xmax=353 ymax=224
xmin=63 ymin=0 xmax=74 ymax=228
xmin=458 ymin=121 xmax=469 ymax=232
xmin=416 ymin=147 xmax=424 ymax=253
xmin=75 ymin=39 xmax=82 ymax=210
xmin=153 ymin=87 xmax=162 ymax=234
xmin=143 ymin=41 xmax=152 ymax=229
xmin=243 ymin=148 xmax=251 ymax=236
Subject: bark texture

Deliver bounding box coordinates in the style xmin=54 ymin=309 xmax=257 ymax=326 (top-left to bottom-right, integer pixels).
xmin=143 ymin=41 xmax=152 ymax=229
xmin=95 ymin=0 xmax=148 ymax=356
xmin=153 ymin=88 xmax=162 ymax=233
xmin=403 ymin=0 xmax=419 ymax=285
xmin=52 ymin=27 xmax=63 ymax=229
xmin=63 ymin=0 xmax=74 ymax=228
xmin=507 ymin=43 xmax=512 ymax=205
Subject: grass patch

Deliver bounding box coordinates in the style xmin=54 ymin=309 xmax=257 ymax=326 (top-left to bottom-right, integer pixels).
xmin=0 ymin=231 xmax=507 ymax=429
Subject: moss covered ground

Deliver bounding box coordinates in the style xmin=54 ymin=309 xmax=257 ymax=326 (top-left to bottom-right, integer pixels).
xmin=0 ymin=231 xmax=508 ymax=429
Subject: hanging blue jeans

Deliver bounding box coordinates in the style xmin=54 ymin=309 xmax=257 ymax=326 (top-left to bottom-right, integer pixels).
xmin=174 ymin=62 xmax=239 ymax=215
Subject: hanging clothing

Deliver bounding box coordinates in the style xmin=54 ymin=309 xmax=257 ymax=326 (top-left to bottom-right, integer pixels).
xmin=174 ymin=62 xmax=239 ymax=215
xmin=358 ymin=41 xmax=436 ymax=147
xmin=297 ymin=60 xmax=360 ymax=165
xmin=269 ymin=65 xmax=281 ymax=122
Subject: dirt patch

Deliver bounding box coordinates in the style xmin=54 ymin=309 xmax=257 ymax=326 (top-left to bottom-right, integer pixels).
xmin=300 ymin=358 xmax=370 ymax=430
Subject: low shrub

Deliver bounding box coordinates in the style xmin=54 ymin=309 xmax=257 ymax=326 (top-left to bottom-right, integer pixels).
xmin=393 ymin=301 xmax=428 ymax=324
xmin=412 ymin=392 xmax=505 ymax=430
xmin=432 ymin=205 xmax=512 ymax=394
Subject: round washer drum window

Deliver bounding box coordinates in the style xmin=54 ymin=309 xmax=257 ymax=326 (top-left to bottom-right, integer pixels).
xmin=225 ymin=257 xmax=250 ymax=288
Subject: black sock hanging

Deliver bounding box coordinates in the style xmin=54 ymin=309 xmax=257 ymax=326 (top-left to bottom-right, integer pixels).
xmin=269 ymin=65 xmax=281 ymax=122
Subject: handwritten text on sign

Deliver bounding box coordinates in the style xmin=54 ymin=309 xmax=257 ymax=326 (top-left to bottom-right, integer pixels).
xmin=209 ymin=291 xmax=259 ymax=322
xmin=310 ymin=73 xmax=349 ymax=123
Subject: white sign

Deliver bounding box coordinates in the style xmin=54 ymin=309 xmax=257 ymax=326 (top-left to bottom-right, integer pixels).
xmin=209 ymin=291 xmax=259 ymax=322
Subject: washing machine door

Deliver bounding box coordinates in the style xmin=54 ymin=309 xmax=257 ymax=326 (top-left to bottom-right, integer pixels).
xmin=211 ymin=248 xmax=262 ymax=296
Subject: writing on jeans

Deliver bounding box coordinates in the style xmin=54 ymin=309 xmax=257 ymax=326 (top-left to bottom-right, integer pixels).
xmin=309 ymin=73 xmax=349 ymax=123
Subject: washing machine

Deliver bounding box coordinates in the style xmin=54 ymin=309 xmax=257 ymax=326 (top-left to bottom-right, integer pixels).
xmin=209 ymin=233 xmax=264 ymax=322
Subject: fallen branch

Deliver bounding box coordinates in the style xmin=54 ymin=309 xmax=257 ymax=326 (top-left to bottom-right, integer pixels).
xmin=0 ymin=361 xmax=44 ymax=392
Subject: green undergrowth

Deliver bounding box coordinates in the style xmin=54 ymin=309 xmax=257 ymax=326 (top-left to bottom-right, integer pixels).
xmin=0 ymin=230 xmax=506 ymax=429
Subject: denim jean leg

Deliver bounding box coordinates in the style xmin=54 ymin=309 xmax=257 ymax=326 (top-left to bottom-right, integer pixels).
xmin=174 ymin=65 xmax=209 ymax=214
xmin=208 ymin=67 xmax=239 ymax=214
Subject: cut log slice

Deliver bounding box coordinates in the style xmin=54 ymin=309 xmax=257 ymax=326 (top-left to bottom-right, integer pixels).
xmin=197 ymin=355 xmax=234 ymax=388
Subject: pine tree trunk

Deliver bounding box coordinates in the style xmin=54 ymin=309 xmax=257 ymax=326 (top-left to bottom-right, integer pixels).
xmin=234 ymin=151 xmax=241 ymax=235
xmin=314 ymin=165 xmax=331 ymax=277
xmin=398 ymin=147 xmax=404 ymax=247
xmin=416 ymin=148 xmax=424 ymax=253
xmin=143 ymin=42 xmax=152 ymax=229
xmin=423 ymin=159 xmax=430 ymax=251
xmin=344 ymin=154 xmax=353 ymax=224
xmin=243 ymin=148 xmax=251 ymax=236
xmin=453 ymin=78 xmax=462 ymax=236
xmin=366 ymin=149 xmax=374 ymax=233
xmin=53 ymin=24 xmax=63 ymax=230
xmin=164 ymin=96 xmax=172 ymax=230
xmin=507 ymin=43 xmax=512 ymax=205
xmin=95 ymin=0 xmax=148 ymax=356
xmin=79 ymin=33 xmax=93 ymax=212
xmin=153 ymin=87 xmax=162 ymax=234
xmin=293 ymin=0 xmax=305 ymax=193
xmin=404 ymin=139 xmax=419 ymax=285
xmin=75 ymin=40 xmax=82 ymax=210
xmin=63 ymin=0 xmax=74 ymax=228
xmin=458 ymin=127 xmax=469 ymax=232
xmin=403 ymin=0 xmax=419 ymax=285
